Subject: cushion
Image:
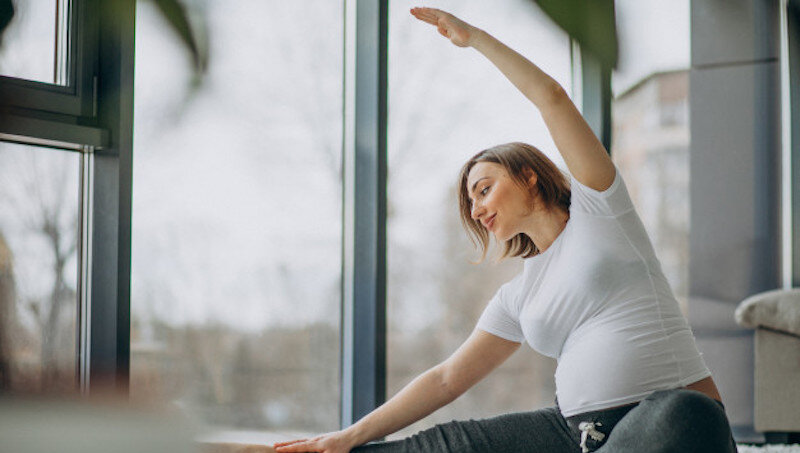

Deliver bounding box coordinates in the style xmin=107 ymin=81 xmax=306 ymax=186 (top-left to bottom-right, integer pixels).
xmin=735 ymin=288 xmax=800 ymax=336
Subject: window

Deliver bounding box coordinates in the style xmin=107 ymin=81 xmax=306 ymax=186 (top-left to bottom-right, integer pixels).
xmin=0 ymin=0 xmax=95 ymax=116
xmin=130 ymin=0 xmax=343 ymax=436
xmin=0 ymin=0 xmax=119 ymax=400
xmin=783 ymin=0 xmax=800 ymax=287
xmin=0 ymin=0 xmax=66 ymax=84
xmin=386 ymin=0 xmax=571 ymax=437
xmin=611 ymin=0 xmax=691 ymax=312
xmin=0 ymin=141 xmax=82 ymax=393
xmin=0 ymin=2 xmax=636 ymax=443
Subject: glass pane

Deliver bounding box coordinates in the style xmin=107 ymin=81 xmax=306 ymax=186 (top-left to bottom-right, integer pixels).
xmin=611 ymin=0 xmax=690 ymax=312
xmin=387 ymin=0 xmax=571 ymax=439
xmin=131 ymin=0 xmax=343 ymax=441
xmin=0 ymin=141 xmax=81 ymax=393
xmin=0 ymin=0 xmax=69 ymax=85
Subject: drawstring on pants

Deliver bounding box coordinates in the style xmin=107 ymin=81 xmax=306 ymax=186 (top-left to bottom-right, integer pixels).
xmin=578 ymin=421 xmax=606 ymax=453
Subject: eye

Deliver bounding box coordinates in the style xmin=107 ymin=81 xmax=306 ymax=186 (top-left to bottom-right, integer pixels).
xmin=480 ymin=185 xmax=491 ymax=196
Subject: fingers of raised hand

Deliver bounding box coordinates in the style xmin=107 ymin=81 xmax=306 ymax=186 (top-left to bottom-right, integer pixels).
xmin=410 ymin=7 xmax=444 ymax=26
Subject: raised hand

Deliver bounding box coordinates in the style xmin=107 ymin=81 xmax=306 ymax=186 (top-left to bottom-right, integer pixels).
xmin=410 ymin=7 xmax=479 ymax=48
xmin=273 ymin=431 xmax=356 ymax=453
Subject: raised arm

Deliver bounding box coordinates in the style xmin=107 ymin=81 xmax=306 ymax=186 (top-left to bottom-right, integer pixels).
xmin=410 ymin=7 xmax=616 ymax=192
xmin=274 ymin=330 xmax=520 ymax=452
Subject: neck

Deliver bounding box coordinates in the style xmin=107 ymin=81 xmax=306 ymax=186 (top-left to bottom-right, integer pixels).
xmin=522 ymin=205 xmax=569 ymax=253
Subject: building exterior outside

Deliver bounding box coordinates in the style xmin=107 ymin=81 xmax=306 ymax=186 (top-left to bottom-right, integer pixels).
xmin=612 ymin=70 xmax=690 ymax=314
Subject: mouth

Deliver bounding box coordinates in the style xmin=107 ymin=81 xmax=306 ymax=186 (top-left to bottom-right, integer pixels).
xmin=484 ymin=214 xmax=496 ymax=230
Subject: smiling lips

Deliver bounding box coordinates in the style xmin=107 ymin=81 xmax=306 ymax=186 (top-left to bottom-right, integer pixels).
xmin=484 ymin=214 xmax=496 ymax=230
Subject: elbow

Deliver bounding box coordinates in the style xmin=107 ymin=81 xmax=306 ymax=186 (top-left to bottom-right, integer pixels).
xmin=541 ymin=81 xmax=568 ymax=108
xmin=434 ymin=364 xmax=462 ymax=403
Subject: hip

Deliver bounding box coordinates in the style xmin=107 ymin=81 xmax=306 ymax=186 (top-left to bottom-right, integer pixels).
xmin=562 ymin=387 xmax=731 ymax=452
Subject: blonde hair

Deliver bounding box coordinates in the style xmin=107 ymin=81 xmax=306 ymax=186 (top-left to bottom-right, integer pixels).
xmin=457 ymin=142 xmax=571 ymax=262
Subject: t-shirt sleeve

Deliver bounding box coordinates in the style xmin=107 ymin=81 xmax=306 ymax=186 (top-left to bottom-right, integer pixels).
xmin=569 ymin=165 xmax=635 ymax=217
xmin=476 ymin=276 xmax=525 ymax=344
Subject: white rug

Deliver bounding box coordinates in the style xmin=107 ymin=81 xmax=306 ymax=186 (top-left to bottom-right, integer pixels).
xmin=738 ymin=445 xmax=800 ymax=452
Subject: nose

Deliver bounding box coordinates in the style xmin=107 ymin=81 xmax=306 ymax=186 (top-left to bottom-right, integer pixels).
xmin=471 ymin=200 xmax=485 ymax=220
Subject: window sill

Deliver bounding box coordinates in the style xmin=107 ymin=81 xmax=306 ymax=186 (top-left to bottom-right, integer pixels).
xmin=200 ymin=442 xmax=276 ymax=453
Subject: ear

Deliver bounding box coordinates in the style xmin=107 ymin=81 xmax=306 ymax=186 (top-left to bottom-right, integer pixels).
xmin=523 ymin=168 xmax=538 ymax=188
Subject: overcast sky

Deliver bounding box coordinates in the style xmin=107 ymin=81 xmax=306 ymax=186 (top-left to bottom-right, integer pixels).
xmin=613 ymin=0 xmax=690 ymax=95
xmin=0 ymin=0 xmax=691 ymax=332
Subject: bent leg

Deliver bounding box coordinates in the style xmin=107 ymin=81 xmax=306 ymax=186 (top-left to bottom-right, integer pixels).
xmin=352 ymin=407 xmax=581 ymax=453
xmin=598 ymin=389 xmax=738 ymax=453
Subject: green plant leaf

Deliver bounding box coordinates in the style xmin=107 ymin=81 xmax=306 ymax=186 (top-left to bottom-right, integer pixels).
xmin=0 ymin=0 xmax=14 ymax=46
xmin=151 ymin=0 xmax=208 ymax=74
xmin=1 ymin=0 xmax=206 ymax=77
xmin=533 ymin=0 xmax=618 ymax=69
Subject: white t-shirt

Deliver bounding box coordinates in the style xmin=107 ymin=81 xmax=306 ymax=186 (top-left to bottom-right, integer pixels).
xmin=476 ymin=165 xmax=711 ymax=417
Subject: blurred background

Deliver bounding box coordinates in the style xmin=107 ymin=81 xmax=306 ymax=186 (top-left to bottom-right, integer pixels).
xmin=0 ymin=0 xmax=792 ymax=446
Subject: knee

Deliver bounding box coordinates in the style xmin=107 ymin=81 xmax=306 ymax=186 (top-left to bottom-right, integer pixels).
xmin=652 ymin=389 xmax=730 ymax=435
xmin=657 ymin=389 xmax=722 ymax=416
xmin=644 ymin=390 xmax=734 ymax=452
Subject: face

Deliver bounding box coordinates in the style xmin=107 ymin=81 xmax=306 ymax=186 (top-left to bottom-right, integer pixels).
xmin=466 ymin=162 xmax=537 ymax=242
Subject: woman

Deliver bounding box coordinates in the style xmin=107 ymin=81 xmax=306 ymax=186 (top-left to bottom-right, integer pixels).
xmin=275 ymin=7 xmax=737 ymax=453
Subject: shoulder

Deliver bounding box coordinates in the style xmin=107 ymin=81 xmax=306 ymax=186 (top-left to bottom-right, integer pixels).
xmin=569 ymin=165 xmax=635 ymax=217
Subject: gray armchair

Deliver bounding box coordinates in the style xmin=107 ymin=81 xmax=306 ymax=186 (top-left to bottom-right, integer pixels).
xmin=735 ymin=288 xmax=800 ymax=443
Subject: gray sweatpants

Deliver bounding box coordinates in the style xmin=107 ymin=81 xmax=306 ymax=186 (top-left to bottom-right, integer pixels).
xmin=352 ymin=389 xmax=738 ymax=453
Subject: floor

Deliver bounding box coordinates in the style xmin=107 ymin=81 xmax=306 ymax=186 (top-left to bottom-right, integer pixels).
xmin=738 ymin=446 xmax=800 ymax=452
xmin=200 ymin=442 xmax=800 ymax=453
xmin=199 ymin=430 xmax=800 ymax=452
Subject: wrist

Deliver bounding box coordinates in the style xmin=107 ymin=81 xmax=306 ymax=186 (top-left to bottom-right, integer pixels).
xmin=341 ymin=425 xmax=369 ymax=447
xmin=469 ymin=28 xmax=490 ymax=49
